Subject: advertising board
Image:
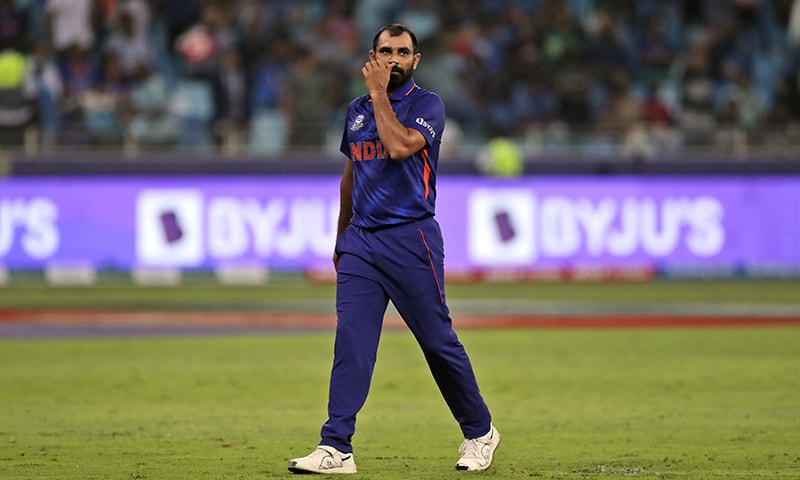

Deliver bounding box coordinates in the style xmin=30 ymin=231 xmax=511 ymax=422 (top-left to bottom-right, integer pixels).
xmin=1 ymin=176 xmax=798 ymax=278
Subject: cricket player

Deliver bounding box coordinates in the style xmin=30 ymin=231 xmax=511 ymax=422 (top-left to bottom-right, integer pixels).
xmin=288 ymin=23 xmax=499 ymax=474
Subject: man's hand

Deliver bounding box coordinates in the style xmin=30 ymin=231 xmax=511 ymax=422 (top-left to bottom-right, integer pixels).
xmin=362 ymin=58 xmax=391 ymax=98
xmin=361 ymin=54 xmax=426 ymax=161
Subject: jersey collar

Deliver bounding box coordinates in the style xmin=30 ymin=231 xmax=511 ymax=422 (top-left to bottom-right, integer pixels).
xmin=375 ymin=78 xmax=417 ymax=102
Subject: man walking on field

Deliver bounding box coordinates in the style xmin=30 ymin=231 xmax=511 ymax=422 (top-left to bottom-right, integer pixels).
xmin=287 ymin=23 xmax=500 ymax=474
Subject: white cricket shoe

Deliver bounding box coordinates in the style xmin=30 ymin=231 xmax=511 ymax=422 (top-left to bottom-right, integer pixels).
xmin=455 ymin=424 xmax=500 ymax=471
xmin=288 ymin=445 xmax=357 ymax=474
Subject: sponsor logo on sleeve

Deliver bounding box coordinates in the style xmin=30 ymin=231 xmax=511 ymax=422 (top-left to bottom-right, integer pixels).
xmin=415 ymin=117 xmax=436 ymax=138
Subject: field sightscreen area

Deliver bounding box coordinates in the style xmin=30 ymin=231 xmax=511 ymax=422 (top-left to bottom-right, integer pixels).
xmin=1 ymin=279 xmax=799 ymax=479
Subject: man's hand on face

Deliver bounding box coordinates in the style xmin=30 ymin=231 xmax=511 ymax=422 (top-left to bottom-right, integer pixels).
xmin=362 ymin=58 xmax=392 ymax=98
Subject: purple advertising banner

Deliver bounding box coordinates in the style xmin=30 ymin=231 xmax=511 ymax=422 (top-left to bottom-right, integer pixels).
xmin=1 ymin=176 xmax=799 ymax=275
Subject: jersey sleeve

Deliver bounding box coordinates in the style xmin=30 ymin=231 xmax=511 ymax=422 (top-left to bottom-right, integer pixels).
xmin=340 ymin=103 xmax=353 ymax=158
xmin=403 ymin=92 xmax=445 ymax=148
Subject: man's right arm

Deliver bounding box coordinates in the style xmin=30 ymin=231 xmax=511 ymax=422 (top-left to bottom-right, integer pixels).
xmin=333 ymin=159 xmax=354 ymax=270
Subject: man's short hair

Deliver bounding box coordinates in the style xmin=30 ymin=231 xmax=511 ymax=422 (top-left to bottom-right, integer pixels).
xmin=371 ymin=23 xmax=418 ymax=53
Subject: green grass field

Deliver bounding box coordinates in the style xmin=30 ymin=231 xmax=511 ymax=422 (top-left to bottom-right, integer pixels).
xmin=1 ymin=328 xmax=798 ymax=479
xmin=1 ymin=279 xmax=799 ymax=478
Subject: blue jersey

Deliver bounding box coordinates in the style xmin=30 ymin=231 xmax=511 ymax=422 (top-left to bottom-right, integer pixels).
xmin=339 ymin=78 xmax=445 ymax=229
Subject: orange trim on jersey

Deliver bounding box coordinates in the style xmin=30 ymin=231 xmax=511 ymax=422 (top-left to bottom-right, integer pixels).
xmin=369 ymin=81 xmax=417 ymax=102
xmin=422 ymin=149 xmax=431 ymax=199
xmin=417 ymin=228 xmax=444 ymax=304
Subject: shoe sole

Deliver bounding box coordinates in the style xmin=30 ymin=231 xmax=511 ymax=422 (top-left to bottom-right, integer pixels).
xmin=287 ymin=467 xmax=313 ymax=474
xmin=287 ymin=463 xmax=314 ymax=474
xmin=288 ymin=462 xmax=357 ymax=474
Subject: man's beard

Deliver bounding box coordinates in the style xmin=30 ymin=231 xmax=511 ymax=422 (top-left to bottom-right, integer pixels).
xmin=388 ymin=66 xmax=414 ymax=90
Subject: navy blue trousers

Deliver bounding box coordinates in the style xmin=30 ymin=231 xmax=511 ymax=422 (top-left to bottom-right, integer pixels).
xmin=320 ymin=216 xmax=492 ymax=453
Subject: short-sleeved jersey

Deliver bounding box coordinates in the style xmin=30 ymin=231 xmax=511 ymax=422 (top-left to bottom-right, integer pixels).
xmin=340 ymin=77 xmax=445 ymax=229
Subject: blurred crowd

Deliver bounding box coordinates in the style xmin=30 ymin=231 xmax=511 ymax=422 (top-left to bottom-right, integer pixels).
xmin=1 ymin=0 xmax=799 ymax=159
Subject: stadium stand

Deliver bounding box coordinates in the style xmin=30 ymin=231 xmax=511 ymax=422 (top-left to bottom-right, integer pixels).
xmin=0 ymin=0 xmax=798 ymax=161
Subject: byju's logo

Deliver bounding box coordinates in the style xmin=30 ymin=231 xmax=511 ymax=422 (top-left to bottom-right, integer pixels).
xmin=136 ymin=189 xmax=204 ymax=266
xmin=468 ymin=189 xmax=536 ymax=266
xmin=467 ymin=188 xmax=726 ymax=267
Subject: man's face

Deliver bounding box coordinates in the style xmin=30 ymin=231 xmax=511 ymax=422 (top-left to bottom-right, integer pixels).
xmin=371 ymin=31 xmax=420 ymax=90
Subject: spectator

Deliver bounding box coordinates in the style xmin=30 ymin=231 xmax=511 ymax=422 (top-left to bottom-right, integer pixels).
xmin=124 ymin=61 xmax=178 ymax=146
xmin=80 ymin=52 xmax=129 ymax=144
xmin=553 ymin=69 xmax=594 ymax=133
xmin=538 ymin=0 xmax=586 ymax=66
xmin=642 ymin=80 xmax=681 ymax=155
xmin=248 ymin=29 xmax=293 ymax=112
xmin=56 ymin=43 xmax=100 ymax=144
xmin=151 ymin=0 xmax=201 ymax=54
xmin=235 ymin=0 xmax=269 ymax=76
xmin=281 ymin=46 xmax=334 ymax=151
xmin=114 ymin=0 xmax=152 ymax=42
xmin=760 ymin=71 xmax=800 ymax=149
xmin=584 ymin=8 xmax=631 ymax=75
xmin=22 ymin=42 xmax=64 ymax=148
xmin=635 ymin=13 xmax=679 ymax=82
xmin=175 ymin=0 xmax=238 ymax=81
xmin=0 ymin=0 xmax=30 ymax=52
xmin=762 ymin=72 xmax=800 ymax=125
xmin=44 ymin=0 xmax=98 ymax=57
xmin=596 ymin=68 xmax=643 ymax=131
xmin=716 ymin=66 xmax=766 ymax=132
xmin=675 ymin=35 xmax=717 ymax=147
xmin=643 ymin=81 xmax=674 ymax=128
xmin=714 ymin=95 xmax=748 ymax=154
xmin=210 ymin=47 xmax=249 ymax=146
xmin=0 ymin=46 xmax=34 ymax=145
xmin=414 ymin=33 xmax=474 ymax=125
xmin=396 ymin=0 xmax=439 ymax=43
xmin=104 ymin=9 xmax=153 ymax=81
xmin=57 ymin=42 xmax=99 ymax=98
xmin=310 ymin=0 xmax=361 ymax=68
xmin=705 ymin=22 xmax=740 ymax=82
xmin=514 ymin=76 xmax=560 ymax=127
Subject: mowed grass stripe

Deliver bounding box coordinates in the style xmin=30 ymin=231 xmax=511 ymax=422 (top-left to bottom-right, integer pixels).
xmin=1 ymin=280 xmax=800 ymax=311
xmin=1 ymin=328 xmax=798 ymax=479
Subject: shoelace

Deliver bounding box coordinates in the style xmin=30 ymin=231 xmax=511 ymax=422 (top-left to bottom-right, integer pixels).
xmin=309 ymin=447 xmax=335 ymax=465
xmin=459 ymin=436 xmax=489 ymax=460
